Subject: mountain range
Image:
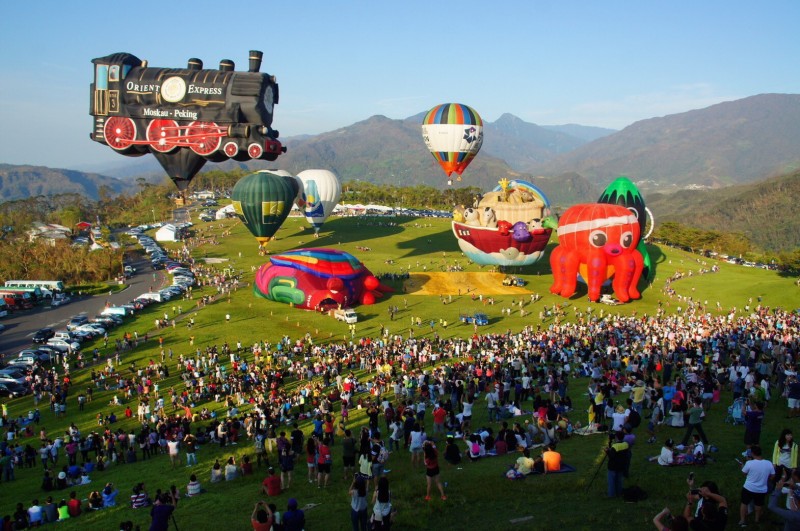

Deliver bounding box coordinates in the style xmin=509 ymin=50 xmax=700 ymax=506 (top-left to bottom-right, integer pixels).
xmin=0 ymin=93 xmax=798 ymax=249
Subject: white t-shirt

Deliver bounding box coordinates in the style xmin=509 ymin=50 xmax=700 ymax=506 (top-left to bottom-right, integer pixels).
xmin=409 ymin=431 xmax=425 ymax=449
xmin=462 ymin=402 xmax=473 ymax=417
xmin=611 ymin=412 xmax=626 ymax=432
xmin=167 ymin=441 xmax=179 ymax=456
xmin=658 ymin=447 xmax=674 ymax=466
xmin=742 ymin=458 xmax=775 ymax=493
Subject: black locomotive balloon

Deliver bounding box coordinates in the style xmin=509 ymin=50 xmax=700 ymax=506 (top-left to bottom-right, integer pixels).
xmin=89 ymin=50 xmax=286 ymax=192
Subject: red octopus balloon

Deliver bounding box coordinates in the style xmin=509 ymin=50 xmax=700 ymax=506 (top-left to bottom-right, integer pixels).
xmin=549 ymin=203 xmax=644 ymax=302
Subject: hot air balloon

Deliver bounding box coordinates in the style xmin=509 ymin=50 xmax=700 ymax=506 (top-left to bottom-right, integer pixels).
xmin=451 ymin=179 xmax=553 ymax=266
xmin=230 ymin=170 xmax=299 ymax=252
xmin=421 ymin=103 xmax=483 ymax=185
xmin=597 ymin=176 xmax=655 ymax=279
xmin=89 ymin=50 xmax=286 ymax=200
xmin=253 ymin=248 xmax=392 ymax=310
xmin=295 ymin=169 xmax=342 ymax=235
xmin=549 ymin=203 xmax=644 ymax=303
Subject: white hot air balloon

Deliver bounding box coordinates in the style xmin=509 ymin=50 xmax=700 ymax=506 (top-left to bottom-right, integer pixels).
xmin=296 ymin=169 xmax=342 ymax=235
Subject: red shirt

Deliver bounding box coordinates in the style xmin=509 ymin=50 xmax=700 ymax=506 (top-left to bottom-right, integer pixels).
xmin=317 ymin=444 xmax=331 ymax=465
xmin=67 ymin=498 xmax=81 ymax=517
xmin=433 ymin=408 xmax=447 ymax=425
xmin=262 ymin=475 xmax=281 ymax=496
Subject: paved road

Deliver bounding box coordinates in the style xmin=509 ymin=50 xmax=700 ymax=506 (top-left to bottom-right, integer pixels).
xmin=0 ymin=254 xmax=166 ymax=357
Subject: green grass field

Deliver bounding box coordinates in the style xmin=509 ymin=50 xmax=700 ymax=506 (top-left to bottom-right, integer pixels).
xmin=1 ymin=214 xmax=798 ymax=530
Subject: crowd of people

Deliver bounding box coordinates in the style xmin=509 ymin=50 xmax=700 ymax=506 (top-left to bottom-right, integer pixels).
xmin=0 ymin=239 xmax=798 ymax=529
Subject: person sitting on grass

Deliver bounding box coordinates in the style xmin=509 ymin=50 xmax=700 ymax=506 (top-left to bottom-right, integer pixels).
xmin=102 ymin=483 xmax=118 ymax=507
xmin=251 ymin=501 xmax=274 ymax=531
xmin=186 ymin=475 xmax=202 ymax=497
xmin=444 ymin=436 xmax=461 ymax=466
xmin=511 ymin=448 xmax=535 ymax=477
xmin=210 ymin=460 xmax=223 ymax=483
xmin=542 ymin=443 xmax=562 ymax=474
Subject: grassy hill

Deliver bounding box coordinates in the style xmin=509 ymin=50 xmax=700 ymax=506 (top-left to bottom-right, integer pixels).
xmin=649 ymin=169 xmax=800 ymax=251
xmin=0 ymin=214 xmax=798 ymax=530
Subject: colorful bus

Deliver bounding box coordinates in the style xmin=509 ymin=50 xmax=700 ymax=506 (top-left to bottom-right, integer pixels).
xmin=4 ymin=280 xmax=64 ymax=293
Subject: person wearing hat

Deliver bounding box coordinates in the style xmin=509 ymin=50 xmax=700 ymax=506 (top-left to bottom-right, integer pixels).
xmin=261 ymin=466 xmax=282 ymax=497
xmin=283 ymin=498 xmax=305 ymax=531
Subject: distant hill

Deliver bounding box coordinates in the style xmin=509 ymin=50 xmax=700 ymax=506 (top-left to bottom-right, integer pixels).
xmin=648 ymin=169 xmax=800 ymax=251
xmin=0 ymin=164 xmax=135 ymax=201
xmin=541 ymin=123 xmax=618 ymax=142
xmin=530 ymin=94 xmax=800 ymax=191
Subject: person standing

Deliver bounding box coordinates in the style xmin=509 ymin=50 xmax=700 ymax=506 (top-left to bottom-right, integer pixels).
xmin=183 ymin=432 xmax=197 ymax=467
xmin=739 ymin=445 xmax=775 ymax=527
xmin=283 ymin=498 xmax=305 ymax=531
xmin=680 ymin=397 xmax=709 ymax=447
xmin=342 ymin=429 xmax=357 ymax=480
xmin=606 ymin=431 xmax=630 ymax=498
xmin=485 ymin=388 xmax=499 ymax=423
xmin=423 ymin=440 xmax=446 ymax=501
xmin=745 ymin=401 xmax=765 ymax=450
xmin=167 ymin=437 xmax=180 ymax=469
xmin=316 ymin=438 xmax=332 ymax=488
xmin=349 ymin=477 xmax=369 ymax=531
xmin=149 ymin=490 xmax=177 ymax=531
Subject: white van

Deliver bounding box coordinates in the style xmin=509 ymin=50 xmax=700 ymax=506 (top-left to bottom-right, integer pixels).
xmin=334 ymin=308 xmax=358 ymax=324
xmin=53 ymin=330 xmax=76 ymax=342
xmin=138 ymin=292 xmax=163 ymax=303
xmin=101 ymin=306 xmax=129 ymax=317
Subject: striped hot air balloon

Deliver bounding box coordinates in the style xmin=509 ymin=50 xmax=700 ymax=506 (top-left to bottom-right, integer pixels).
xmin=421 ymin=103 xmax=483 ymax=185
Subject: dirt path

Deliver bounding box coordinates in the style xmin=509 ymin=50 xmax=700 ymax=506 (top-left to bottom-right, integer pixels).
xmin=403 ymin=272 xmax=532 ymax=296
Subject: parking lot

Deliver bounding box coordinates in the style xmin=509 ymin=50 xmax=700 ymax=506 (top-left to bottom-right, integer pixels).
xmin=0 ymin=254 xmax=164 ymax=357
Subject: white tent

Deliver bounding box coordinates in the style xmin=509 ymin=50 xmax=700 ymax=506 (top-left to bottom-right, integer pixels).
xmin=155 ymin=224 xmax=179 ymax=242
xmin=215 ymin=204 xmax=236 ymax=220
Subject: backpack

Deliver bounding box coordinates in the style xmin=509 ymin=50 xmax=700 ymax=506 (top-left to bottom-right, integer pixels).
xmin=377 ymin=445 xmax=389 ymax=465
xmin=627 ymin=410 xmax=641 ymax=429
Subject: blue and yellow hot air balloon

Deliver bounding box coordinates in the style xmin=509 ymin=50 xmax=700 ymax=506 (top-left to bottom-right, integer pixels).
xmin=421 ymin=103 xmax=483 ymax=185
xmin=296 ymin=169 xmax=342 ymax=235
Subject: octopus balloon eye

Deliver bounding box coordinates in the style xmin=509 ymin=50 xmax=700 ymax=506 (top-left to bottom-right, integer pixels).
xmin=621 ymin=231 xmax=633 ymax=248
xmin=589 ymin=230 xmax=607 ymax=248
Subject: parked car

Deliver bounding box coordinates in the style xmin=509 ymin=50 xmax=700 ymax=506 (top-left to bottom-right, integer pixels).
xmin=66 ymin=315 xmax=88 ymax=331
xmin=32 ymin=327 xmax=55 ymax=344
xmin=459 ymin=313 xmax=489 ymax=326
xmin=0 ymin=369 xmax=27 ymax=385
xmin=51 ymin=294 xmax=71 ymax=307
xmin=46 ymin=338 xmax=81 ymax=352
xmin=0 ymin=382 xmax=28 ymax=398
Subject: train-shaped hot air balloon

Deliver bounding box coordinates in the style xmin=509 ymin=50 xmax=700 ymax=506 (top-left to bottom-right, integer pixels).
xmin=89 ymin=50 xmax=286 ymax=192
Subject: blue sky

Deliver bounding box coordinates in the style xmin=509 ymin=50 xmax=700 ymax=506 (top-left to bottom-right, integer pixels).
xmin=0 ymin=1 xmax=797 ymax=170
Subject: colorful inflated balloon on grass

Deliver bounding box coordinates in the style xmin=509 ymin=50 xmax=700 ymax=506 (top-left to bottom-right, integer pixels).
xmin=231 ymin=170 xmax=299 ymax=250
xmin=549 ymin=203 xmax=644 ymax=302
xmin=254 ymin=248 xmax=392 ymax=309
xmin=295 ymin=169 xmax=342 ymax=234
xmin=597 ymin=176 xmax=654 ymax=280
xmin=421 ymin=103 xmax=483 ymax=185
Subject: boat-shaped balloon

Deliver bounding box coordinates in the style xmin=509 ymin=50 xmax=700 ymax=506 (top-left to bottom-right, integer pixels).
xmin=451 ymin=179 xmax=553 ymax=266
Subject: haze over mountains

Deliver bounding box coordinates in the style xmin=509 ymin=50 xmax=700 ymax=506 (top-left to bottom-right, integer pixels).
xmin=0 ymin=93 xmax=798 ymax=250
